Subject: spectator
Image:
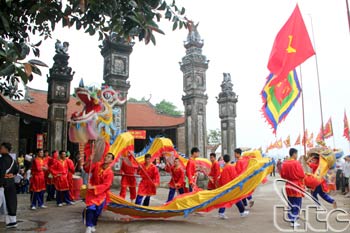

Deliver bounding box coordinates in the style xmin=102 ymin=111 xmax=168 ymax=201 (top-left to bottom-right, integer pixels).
xmin=335 ymin=158 xmax=345 ymax=193
xmin=17 ymin=154 xmax=24 ymax=169
xmin=343 ymin=155 xmax=350 ymax=197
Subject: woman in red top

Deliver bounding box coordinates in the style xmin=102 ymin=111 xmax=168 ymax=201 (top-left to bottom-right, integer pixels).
xmin=306 ymin=154 xmax=337 ymax=208
xmin=165 ymin=158 xmax=185 ymax=202
xmin=135 ymin=154 xmax=160 ymax=206
xmin=30 ymin=149 xmax=48 ymax=210
xmin=83 ymin=152 xmax=114 ymax=233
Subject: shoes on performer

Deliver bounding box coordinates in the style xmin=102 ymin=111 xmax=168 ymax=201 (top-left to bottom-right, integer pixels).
xmin=6 ymin=222 xmax=17 ymax=228
xmin=218 ymin=213 xmax=228 ymax=219
xmin=30 ymin=206 xmax=36 ymax=210
xmin=67 ymin=201 xmax=75 ymax=205
xmin=57 ymin=203 xmax=63 ymax=207
xmin=290 ymin=221 xmax=301 ymax=227
xmin=249 ymin=200 xmax=255 ymax=208
xmin=39 ymin=205 xmax=48 ymax=209
xmin=333 ymin=201 xmax=337 ymax=209
xmin=240 ymin=210 xmax=249 ymax=217
xmin=91 ymin=226 xmax=96 ymax=232
xmin=85 ymin=226 xmax=93 ymax=233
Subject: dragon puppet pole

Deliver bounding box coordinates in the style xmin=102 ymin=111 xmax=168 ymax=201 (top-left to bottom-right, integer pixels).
xmin=299 ymin=65 xmax=307 ymax=157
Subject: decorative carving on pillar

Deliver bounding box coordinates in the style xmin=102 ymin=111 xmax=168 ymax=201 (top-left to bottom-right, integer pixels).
xmin=217 ymin=73 xmax=238 ymax=157
xmin=47 ymin=40 xmax=74 ymax=152
xmin=100 ymin=33 xmax=134 ymax=132
xmin=180 ymin=23 xmax=209 ymax=157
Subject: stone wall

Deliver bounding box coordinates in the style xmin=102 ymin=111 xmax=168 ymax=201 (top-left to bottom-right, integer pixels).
xmin=0 ymin=114 xmax=20 ymax=155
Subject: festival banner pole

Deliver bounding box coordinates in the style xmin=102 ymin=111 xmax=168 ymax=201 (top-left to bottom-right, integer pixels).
xmin=308 ymin=14 xmax=325 ymax=142
xmin=299 ymin=66 xmax=307 ymax=156
xmin=346 ymin=0 xmax=350 ymax=33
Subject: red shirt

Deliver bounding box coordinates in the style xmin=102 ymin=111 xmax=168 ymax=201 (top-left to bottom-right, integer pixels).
xmin=280 ymin=159 xmax=305 ymax=197
xmin=208 ymin=161 xmax=220 ymax=189
xmin=235 ymin=156 xmax=249 ymax=175
xmin=30 ymin=157 xmax=47 ymax=192
xmin=219 ymin=164 xmax=238 ymax=187
xmin=137 ymin=163 xmax=160 ymax=196
xmin=50 ymin=159 xmax=70 ymax=191
xmin=85 ymin=162 xmax=114 ymax=206
xmin=186 ymin=158 xmax=197 ymax=185
xmin=166 ymin=165 xmax=185 ymax=189
xmin=120 ymin=157 xmax=137 ymax=187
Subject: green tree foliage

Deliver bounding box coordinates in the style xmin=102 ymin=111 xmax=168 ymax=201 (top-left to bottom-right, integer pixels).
xmin=155 ymin=99 xmax=182 ymax=116
xmin=0 ymin=0 xmax=188 ymax=98
xmin=207 ymin=129 xmax=221 ymax=145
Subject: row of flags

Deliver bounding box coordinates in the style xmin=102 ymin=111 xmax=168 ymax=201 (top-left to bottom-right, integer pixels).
xmin=266 ymin=111 xmax=350 ymax=152
xmin=261 ymin=5 xmax=315 ymax=133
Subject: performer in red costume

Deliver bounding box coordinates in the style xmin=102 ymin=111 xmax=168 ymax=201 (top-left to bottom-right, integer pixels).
xmin=46 ymin=151 xmax=57 ymax=201
xmin=217 ymin=154 xmax=249 ymax=219
xmin=280 ymin=148 xmax=305 ymax=227
xmin=186 ymin=147 xmax=199 ymax=192
xmin=119 ymin=152 xmax=137 ymax=202
xmin=306 ymin=154 xmax=337 ymax=208
xmin=165 ymin=158 xmax=185 ymax=202
xmin=135 ymin=154 xmax=160 ymax=206
xmin=83 ymin=152 xmax=114 ymax=233
xmin=207 ymin=153 xmax=220 ymax=190
xmin=234 ymin=148 xmax=254 ymax=208
xmin=50 ymin=150 xmax=74 ymax=207
xmin=66 ymin=156 xmax=75 ymax=201
xmin=30 ymin=149 xmax=48 ymax=210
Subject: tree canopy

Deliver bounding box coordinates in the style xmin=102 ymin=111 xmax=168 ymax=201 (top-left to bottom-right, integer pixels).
xmin=207 ymin=129 xmax=221 ymax=145
xmin=0 ymin=0 xmax=188 ymax=98
xmin=155 ymin=99 xmax=182 ymax=116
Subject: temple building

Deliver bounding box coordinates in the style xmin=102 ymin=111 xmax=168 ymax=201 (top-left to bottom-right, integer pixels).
xmin=0 ymin=87 xmax=185 ymax=155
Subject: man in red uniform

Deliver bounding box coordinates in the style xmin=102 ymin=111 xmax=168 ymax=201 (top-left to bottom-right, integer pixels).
xmin=165 ymin=158 xmax=185 ymax=202
xmin=50 ymin=150 xmax=73 ymax=207
xmin=217 ymin=154 xmax=249 ymax=219
xmin=135 ymin=154 xmax=160 ymax=206
xmin=306 ymin=154 xmax=337 ymax=208
xmin=280 ymin=148 xmax=305 ymax=227
xmin=208 ymin=153 xmax=220 ymax=190
xmin=119 ymin=152 xmax=137 ymax=202
xmin=234 ymin=148 xmax=254 ymax=208
xmin=186 ymin=147 xmax=199 ymax=192
xmin=66 ymin=155 xmax=75 ymax=201
xmin=83 ymin=152 xmax=114 ymax=233
xmin=30 ymin=149 xmax=48 ymax=210
xmin=46 ymin=151 xmax=57 ymax=201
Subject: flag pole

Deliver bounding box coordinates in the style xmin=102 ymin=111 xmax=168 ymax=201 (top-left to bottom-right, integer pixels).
xmin=299 ymin=66 xmax=307 ymax=156
xmin=308 ymin=14 xmax=325 ymax=141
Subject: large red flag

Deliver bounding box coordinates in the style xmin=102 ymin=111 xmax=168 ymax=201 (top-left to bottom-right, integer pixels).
xmin=316 ymin=125 xmax=324 ymax=143
xmin=344 ymin=111 xmax=350 ymax=141
xmin=323 ymin=117 xmax=333 ymax=139
xmin=267 ymin=4 xmax=315 ymax=85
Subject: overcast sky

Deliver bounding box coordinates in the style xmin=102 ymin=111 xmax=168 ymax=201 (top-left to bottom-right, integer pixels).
xmin=26 ymin=0 xmax=350 ymax=156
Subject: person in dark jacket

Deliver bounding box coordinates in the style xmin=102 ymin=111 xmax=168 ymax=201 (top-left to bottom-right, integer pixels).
xmin=0 ymin=142 xmax=19 ymax=228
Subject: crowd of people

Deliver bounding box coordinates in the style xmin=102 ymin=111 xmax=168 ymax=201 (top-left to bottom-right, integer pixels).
xmin=1 ymin=141 xmax=350 ymax=232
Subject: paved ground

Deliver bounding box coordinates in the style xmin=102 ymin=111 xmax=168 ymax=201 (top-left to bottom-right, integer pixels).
xmin=1 ymin=176 xmax=349 ymax=233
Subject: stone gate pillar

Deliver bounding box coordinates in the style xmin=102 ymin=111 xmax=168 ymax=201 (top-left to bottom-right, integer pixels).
xmin=100 ymin=34 xmax=134 ymax=132
xmin=47 ymin=41 xmax=74 ymax=152
xmin=217 ymin=73 xmax=238 ymax=156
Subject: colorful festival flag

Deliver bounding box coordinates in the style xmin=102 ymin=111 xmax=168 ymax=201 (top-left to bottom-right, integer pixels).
xmin=267 ymin=4 xmax=315 ymax=86
xmin=316 ymin=125 xmax=324 ymax=143
xmin=294 ymin=134 xmax=301 ymax=145
xmin=323 ymin=117 xmax=333 ymax=139
xmin=307 ymin=133 xmax=314 ymax=148
xmin=277 ymin=138 xmax=283 ymax=149
xmin=302 ymin=130 xmax=308 ymax=146
xmin=344 ymin=111 xmax=350 ymax=141
xmin=284 ymin=135 xmax=291 ymax=148
xmin=261 ymin=70 xmax=301 ymax=133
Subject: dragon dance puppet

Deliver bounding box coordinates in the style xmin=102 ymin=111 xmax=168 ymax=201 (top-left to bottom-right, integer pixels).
xmin=69 ymin=84 xmax=274 ymax=218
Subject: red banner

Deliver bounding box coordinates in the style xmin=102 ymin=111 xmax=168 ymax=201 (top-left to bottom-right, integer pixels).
xmin=37 ymin=134 xmax=43 ymax=149
xmin=128 ymin=130 xmax=146 ymax=139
